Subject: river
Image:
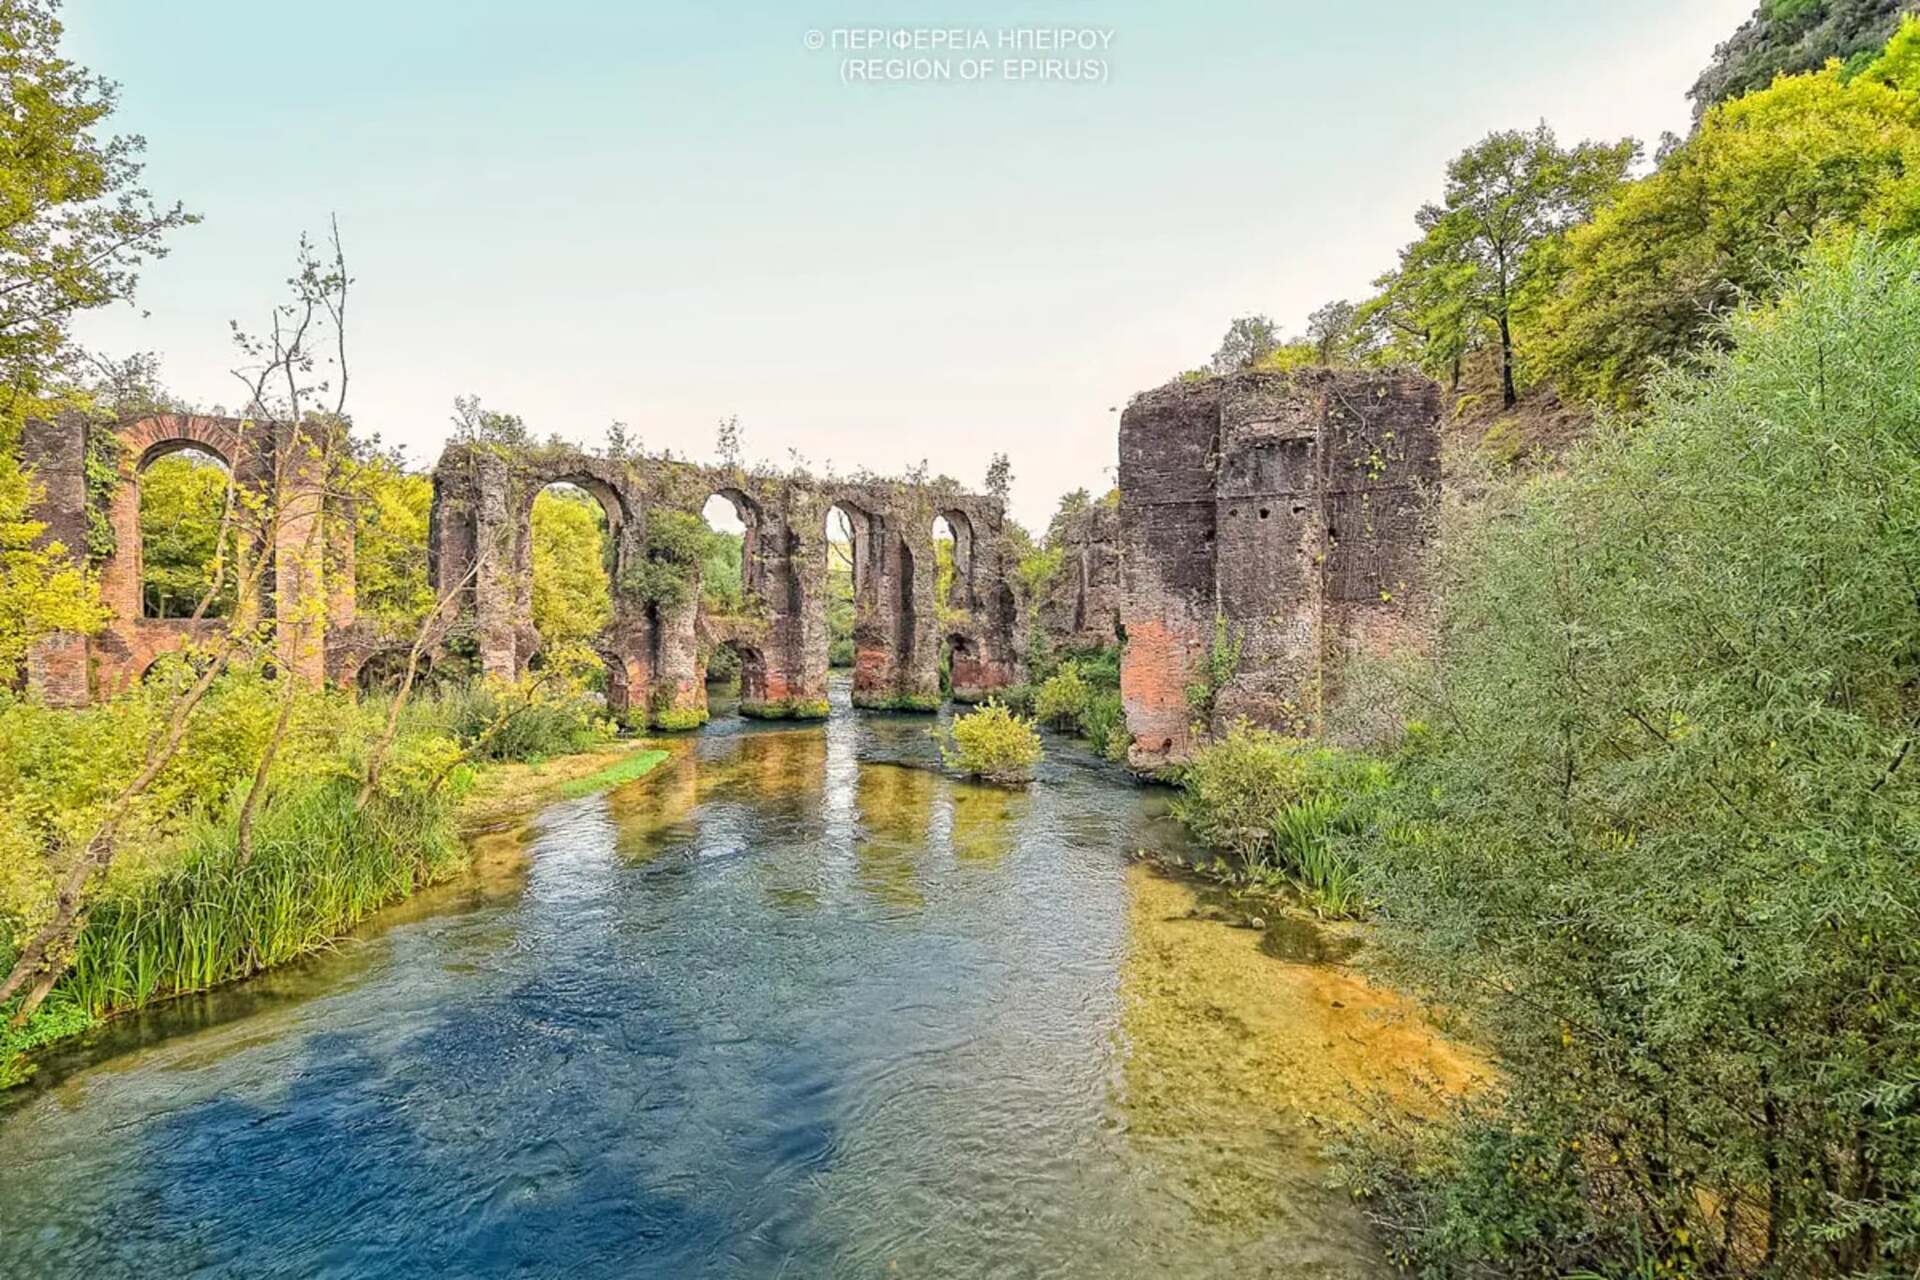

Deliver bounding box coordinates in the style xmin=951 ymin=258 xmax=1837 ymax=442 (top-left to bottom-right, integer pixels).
xmin=0 ymin=686 xmax=1475 ymax=1278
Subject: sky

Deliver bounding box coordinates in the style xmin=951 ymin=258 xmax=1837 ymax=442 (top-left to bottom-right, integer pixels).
xmin=64 ymin=0 xmax=1753 ymax=530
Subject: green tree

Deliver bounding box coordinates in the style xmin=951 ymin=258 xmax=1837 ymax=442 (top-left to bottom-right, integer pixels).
xmin=449 ymin=394 xmax=529 ymax=448
xmin=137 ymin=452 xmax=234 ymax=618
xmin=1208 ymin=314 xmax=1282 ymax=373
xmin=1351 ymin=236 xmax=1920 ymax=1276
xmin=1689 ymin=0 xmax=1910 ymax=119
xmin=1535 ymin=51 xmax=1920 ymax=406
xmin=0 ymin=0 xmax=194 ymax=682
xmin=0 ymin=0 xmax=195 ymax=410
xmin=1401 ymin=124 xmax=1638 ymax=408
xmin=529 ymin=487 xmax=611 ymax=648
xmin=347 ymin=450 xmax=433 ymax=632
xmin=1305 ymin=298 xmax=1362 ymax=365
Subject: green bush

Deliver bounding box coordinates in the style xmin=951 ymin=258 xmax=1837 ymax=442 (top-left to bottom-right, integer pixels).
xmin=1082 ymin=690 xmax=1125 ymax=758
xmin=0 ymin=674 xmax=485 ymax=1086
xmin=1032 ymin=663 xmax=1091 ymax=730
xmin=934 ymin=701 xmax=1044 ymax=785
xmin=1169 ymin=723 xmax=1387 ymax=915
xmin=421 ymin=680 xmax=610 ymax=762
xmin=1345 ymin=236 xmax=1920 ymax=1276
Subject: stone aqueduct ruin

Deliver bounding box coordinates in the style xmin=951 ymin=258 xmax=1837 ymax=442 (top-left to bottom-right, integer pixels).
xmin=425 ymin=443 xmax=1022 ymax=723
xmin=17 ymin=412 xmax=1024 ymax=724
xmin=17 ymin=367 xmax=1442 ymax=764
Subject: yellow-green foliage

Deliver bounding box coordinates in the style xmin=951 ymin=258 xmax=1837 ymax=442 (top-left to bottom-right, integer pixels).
xmin=1532 ymin=42 xmax=1920 ymax=406
xmin=137 ymin=452 xmax=234 ymax=618
xmin=0 ymin=450 xmax=104 ymax=685
xmin=1170 ymin=723 xmax=1387 ymax=916
xmin=1032 ymin=663 xmax=1091 ymax=730
xmin=531 ymin=486 xmax=612 ymax=646
xmin=349 ymin=455 xmax=434 ymax=631
xmin=0 ymin=663 xmax=614 ymax=1063
xmin=936 ymin=701 xmax=1043 ymax=784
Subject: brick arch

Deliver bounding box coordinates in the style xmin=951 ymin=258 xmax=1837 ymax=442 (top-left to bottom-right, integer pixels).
xmin=424 ymin=443 xmax=1020 ymax=730
xmin=119 ymin=414 xmax=247 ymax=475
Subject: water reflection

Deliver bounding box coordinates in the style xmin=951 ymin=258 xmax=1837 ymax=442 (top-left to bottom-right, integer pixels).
xmin=947 ymin=781 xmax=1027 ymax=865
xmin=853 ymin=762 xmax=934 ymax=911
xmin=0 ymin=692 xmax=1414 ymax=1279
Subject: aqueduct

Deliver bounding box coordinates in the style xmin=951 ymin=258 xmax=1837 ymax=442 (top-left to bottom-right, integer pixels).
xmin=16 ymin=414 xmax=1025 ymax=722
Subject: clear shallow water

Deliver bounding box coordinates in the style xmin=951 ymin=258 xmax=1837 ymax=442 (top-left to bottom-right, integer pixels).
xmin=0 ymin=686 xmax=1384 ymax=1278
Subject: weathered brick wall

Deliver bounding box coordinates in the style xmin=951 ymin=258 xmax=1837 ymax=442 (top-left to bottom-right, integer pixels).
xmin=427 ymin=446 xmax=1024 ymax=726
xmin=1117 ymin=370 xmax=1441 ymax=769
xmin=1035 ymin=500 xmax=1122 ymax=652
xmin=19 ymin=413 xmax=345 ymax=705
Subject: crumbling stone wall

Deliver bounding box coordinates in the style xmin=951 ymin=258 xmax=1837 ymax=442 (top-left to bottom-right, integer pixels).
xmin=1117 ymin=369 xmax=1441 ymax=770
xmin=427 ymin=445 xmax=1023 ymax=726
xmin=1034 ymin=498 xmax=1123 ymax=653
xmin=19 ymin=412 xmax=348 ymax=706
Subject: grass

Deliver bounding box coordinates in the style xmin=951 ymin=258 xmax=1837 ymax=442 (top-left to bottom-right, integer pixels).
xmin=557 ymin=749 xmax=669 ymax=798
xmin=2 ymin=731 xmax=673 ymax=1090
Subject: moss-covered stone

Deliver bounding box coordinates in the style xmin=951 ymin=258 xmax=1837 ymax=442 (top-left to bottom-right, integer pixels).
xmin=651 ymin=705 xmax=709 ymax=733
xmin=853 ymin=691 xmax=943 ymax=713
xmin=740 ymin=697 xmax=831 ymax=721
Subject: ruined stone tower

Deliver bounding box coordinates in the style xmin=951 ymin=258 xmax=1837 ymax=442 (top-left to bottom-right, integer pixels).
xmin=1115 ymin=369 xmax=1442 ymax=769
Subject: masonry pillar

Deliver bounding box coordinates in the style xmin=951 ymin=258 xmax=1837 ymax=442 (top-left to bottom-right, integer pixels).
xmin=21 ymin=413 xmax=94 ymax=707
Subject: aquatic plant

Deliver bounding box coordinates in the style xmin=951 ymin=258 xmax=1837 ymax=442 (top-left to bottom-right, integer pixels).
xmin=556 ymin=749 xmax=670 ymax=798
xmin=934 ymin=701 xmax=1043 ymax=785
xmin=1169 ymin=723 xmax=1387 ymax=916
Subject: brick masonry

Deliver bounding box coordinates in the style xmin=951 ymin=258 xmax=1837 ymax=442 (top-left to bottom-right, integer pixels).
xmin=1115 ymin=370 xmax=1442 ymax=770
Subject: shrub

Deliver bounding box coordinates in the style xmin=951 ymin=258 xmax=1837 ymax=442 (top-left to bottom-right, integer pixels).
xmin=1032 ymin=663 xmax=1091 ymax=730
xmin=421 ymin=678 xmax=610 ymax=762
xmin=1082 ymin=691 xmax=1125 ymax=758
xmin=1169 ymin=723 xmax=1387 ymax=915
xmin=934 ymin=701 xmax=1043 ymax=785
xmin=1346 ymin=236 xmax=1920 ymax=1275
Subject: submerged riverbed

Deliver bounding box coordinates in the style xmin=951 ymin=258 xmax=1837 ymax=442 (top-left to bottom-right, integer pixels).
xmin=0 ymin=687 xmax=1474 ymax=1278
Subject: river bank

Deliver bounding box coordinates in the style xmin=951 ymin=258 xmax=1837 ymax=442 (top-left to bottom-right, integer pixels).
xmin=0 ymin=727 xmax=677 ymax=1090
xmin=0 ymin=707 xmax=1478 ymax=1277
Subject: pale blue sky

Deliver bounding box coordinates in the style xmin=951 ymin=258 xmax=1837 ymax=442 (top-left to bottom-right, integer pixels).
xmin=65 ymin=0 xmax=1751 ymax=527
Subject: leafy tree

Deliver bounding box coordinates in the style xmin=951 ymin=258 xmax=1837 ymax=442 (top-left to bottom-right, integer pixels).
xmin=1400 ymin=124 xmax=1638 ymax=408
xmin=347 ymin=450 xmax=433 ymax=632
xmin=1358 ymin=255 xmax=1480 ymax=388
xmin=984 ymin=452 xmax=1011 ymax=504
xmin=1350 ymin=236 xmax=1920 ymax=1275
xmin=0 ymin=452 xmax=103 ymax=685
xmin=1304 ymin=298 xmax=1362 ymax=365
xmin=604 ymin=419 xmax=635 ymax=460
xmin=1208 ymin=314 xmax=1282 ymax=373
xmin=137 ymin=451 xmax=234 ymax=618
xmin=0 ymin=0 xmax=195 ymax=409
xmin=1533 ymin=49 xmax=1920 ymax=406
xmin=0 ymin=0 xmax=194 ymax=683
xmin=714 ymin=414 xmax=742 ymax=469
xmin=449 ymin=394 xmax=528 ymax=448
xmin=1689 ymin=0 xmax=1911 ymax=119
xmin=529 ymin=487 xmax=610 ymax=647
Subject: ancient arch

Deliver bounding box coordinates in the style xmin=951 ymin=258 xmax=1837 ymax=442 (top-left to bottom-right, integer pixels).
xmin=20 ymin=412 xmax=350 ymax=706
xmin=13 ymin=410 xmax=1023 ymax=721
xmin=427 ymin=446 xmax=1022 ymax=729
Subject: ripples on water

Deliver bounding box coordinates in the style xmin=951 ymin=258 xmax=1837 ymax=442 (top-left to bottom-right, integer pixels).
xmin=0 ymin=685 xmax=1392 ymax=1278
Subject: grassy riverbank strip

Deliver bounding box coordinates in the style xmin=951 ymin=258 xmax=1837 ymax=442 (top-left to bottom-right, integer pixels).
xmin=0 ymin=680 xmax=676 ymax=1089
